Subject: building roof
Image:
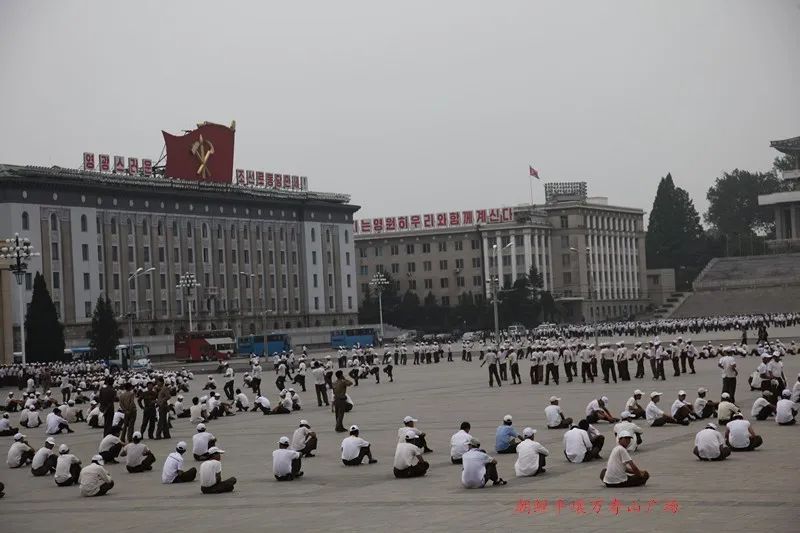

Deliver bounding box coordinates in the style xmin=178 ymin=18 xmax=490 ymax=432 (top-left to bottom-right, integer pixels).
xmin=770 ymin=136 xmax=800 ymax=155
xmin=0 ymin=163 xmax=354 ymax=207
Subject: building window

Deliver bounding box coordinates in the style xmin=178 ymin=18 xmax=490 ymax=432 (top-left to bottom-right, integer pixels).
xmin=244 ymin=250 xmax=250 ymax=264
xmin=22 ymin=212 xmax=29 ymax=230
xmin=441 ymin=296 xmax=450 ymax=306
xmin=127 ymin=246 xmax=134 ymax=262
xmin=454 ymin=241 xmax=463 ymax=251
xmin=257 ymin=250 xmax=263 ymax=264
xmin=99 ymin=273 xmax=104 ymax=290
xmin=311 ymin=228 xmax=316 ymax=242
xmin=456 ymin=276 xmax=465 ymax=287
xmin=80 ymin=215 xmax=88 ymax=232
xmin=516 ymin=255 xmax=524 ymax=266
xmin=187 ymin=248 xmax=194 ymax=263
xmin=375 ymin=246 xmax=383 ymax=257
xmin=83 ymin=273 xmax=90 ymax=290
xmin=269 ymin=274 xmax=275 ymax=289
xmin=142 ymin=220 xmax=149 ymax=236
xmin=113 ymin=274 xmax=120 ymax=290
xmin=424 ymin=279 xmax=433 ymax=289
xmin=345 ymin=252 xmax=350 ymax=266
xmin=127 ymin=219 xmax=133 ymax=235
xmin=329 ymin=296 xmax=334 ymax=309
xmin=85 ymin=301 xmax=92 ymax=318
xmin=314 ymin=297 xmax=319 ymax=310
xmin=281 ymin=275 xmax=287 ymax=289
xmin=232 ymin=276 xmax=239 ymax=289
xmin=293 ymin=274 xmax=298 ymax=287
xmin=472 ymin=257 xmax=481 ymax=268
xmin=143 ymin=246 xmax=150 ymax=263
xmin=348 ymin=296 xmax=352 ymax=309
xmin=344 ymin=230 xmax=349 ymax=244
xmin=268 ymin=250 xmax=274 ymax=265
xmin=51 ymin=242 xmax=59 ymax=260
xmin=81 ymin=244 xmax=89 ymax=261
xmin=560 ymin=236 xmax=570 ymax=248
xmin=231 ymin=250 xmax=237 ymax=264
xmin=422 ymin=243 xmax=431 ymax=253
xmin=561 ymin=254 xmax=571 ymax=267
xmin=455 ymin=258 xmax=464 ymax=269
xmin=52 ymin=272 xmax=60 ymax=289
xmin=560 ymin=215 xmax=568 ymax=229
xmin=502 ymin=255 xmax=511 ymax=267
xmin=280 ymin=251 xmax=285 ymax=265
xmin=326 ymin=251 xmax=331 ymax=264
xmin=173 ymin=247 xmax=179 ymax=262
xmin=346 ymin=274 xmax=351 ymax=288
xmin=473 ymin=275 xmax=482 ymax=287
xmin=408 ymin=279 xmax=417 ymax=290
xmin=328 ymin=273 xmax=334 ymax=286
xmin=50 ymin=213 xmax=58 ymax=231
xmin=407 ymin=262 xmax=416 ymax=273
xmin=359 ymin=248 xmax=367 ymax=258
xmin=515 ymin=235 xmax=524 ymax=246
xmin=471 ymin=239 xmax=480 ymax=250
xmin=160 ymin=247 xmax=166 ymax=262
xmin=359 ymin=265 xmax=368 ymax=276
xmin=440 ymin=278 xmax=449 ymax=288
xmin=25 ymin=272 xmax=33 ymax=290
xmin=313 ymin=274 xmax=318 ymax=288
xmin=438 ymin=242 xmax=446 ymax=252
xmin=563 ymin=272 xmax=572 ymax=284
xmin=391 ymin=263 xmax=400 ymax=274
xmin=112 ymin=246 xmax=118 ymax=262
xmin=312 ymin=251 xmax=317 ymax=265
xmin=423 ymin=261 xmax=432 ymax=272
xmin=439 ymin=259 xmax=448 ymax=270
xmin=186 ymin=223 xmax=192 ymax=237
xmin=406 ymin=244 xmax=415 ymax=254
xmin=202 ymin=223 xmax=208 ymax=238
xmin=111 ymin=218 xmax=118 ymax=234
xmin=390 ymin=245 xmax=399 ymax=255
xmin=376 ymin=264 xmax=384 ymax=273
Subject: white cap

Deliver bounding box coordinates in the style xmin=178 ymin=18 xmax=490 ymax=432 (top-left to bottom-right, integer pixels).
xmin=207 ymin=446 xmax=224 ymax=454
xmin=706 ymin=423 xmax=718 ymax=430
xmin=13 ymin=433 xmax=25 ymax=441
xmin=600 ymin=396 xmax=609 ymax=403
xmin=132 ymin=431 xmax=142 ymax=440
xmin=403 ymin=416 xmax=417 ymax=424
xmin=678 ymin=390 xmax=686 ymax=396
xmin=58 ymin=444 xmax=70 ymax=453
xmin=45 ymin=437 xmax=56 ymax=445
xmin=549 ymin=396 xmax=560 ymax=402
xmin=278 ymin=436 xmax=290 ymax=445
xmin=633 ymin=390 xmax=643 ymax=396
xmin=650 ymin=391 xmax=662 ymax=398
xmin=618 ymin=430 xmax=634 ymax=439
xmin=721 ymin=392 xmax=731 ymax=399
xmin=620 ymin=411 xmax=632 ymax=419
xmin=522 ymin=427 xmax=536 ymax=438
xmin=91 ymin=454 xmax=104 ymax=464
xmin=782 ymin=389 xmax=791 ymax=398
xmin=698 ymin=387 xmax=708 ymax=394
xmin=349 ymin=425 xmax=359 ymax=432
xmin=196 ymin=423 xmax=206 ymax=431
xmin=176 ymin=441 xmax=187 ymax=451
xmin=299 ymin=419 xmax=310 ymax=427
xmin=503 ymin=414 xmax=513 ymax=422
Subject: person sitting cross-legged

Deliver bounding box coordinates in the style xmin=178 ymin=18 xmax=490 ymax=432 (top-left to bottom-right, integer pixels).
xmin=341 ymin=425 xmax=378 ymax=466
xmin=600 ymin=430 xmax=650 ymax=488
xmin=693 ymin=423 xmax=731 ymax=461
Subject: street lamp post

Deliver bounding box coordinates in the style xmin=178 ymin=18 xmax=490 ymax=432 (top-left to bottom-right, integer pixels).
xmin=124 ymin=266 xmax=155 ymax=370
xmin=0 ymin=233 xmax=39 ymax=364
xmin=491 ymin=242 xmax=513 ymax=341
xmin=369 ymin=272 xmax=389 ymax=341
xmin=176 ymin=272 xmax=200 ymax=332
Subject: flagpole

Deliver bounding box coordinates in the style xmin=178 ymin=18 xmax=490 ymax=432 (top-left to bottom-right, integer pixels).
xmin=528 ymin=176 xmax=534 ymax=206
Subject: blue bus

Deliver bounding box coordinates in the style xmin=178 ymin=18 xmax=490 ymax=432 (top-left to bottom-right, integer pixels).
xmin=330 ymin=328 xmax=379 ymax=349
xmin=237 ymin=333 xmax=292 ymax=357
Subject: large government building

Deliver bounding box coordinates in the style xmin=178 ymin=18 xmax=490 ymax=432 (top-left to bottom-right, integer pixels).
xmin=0 ymin=158 xmax=359 ymax=358
xmin=759 ymin=135 xmax=800 ymax=251
xmin=354 ymin=183 xmax=650 ymax=323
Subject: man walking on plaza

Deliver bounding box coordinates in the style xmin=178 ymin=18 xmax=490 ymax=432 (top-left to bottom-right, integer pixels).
xmin=333 ymin=371 xmax=352 ymax=432
xmin=718 ymin=348 xmax=738 ymax=403
xmin=480 ymin=347 xmax=502 ymax=387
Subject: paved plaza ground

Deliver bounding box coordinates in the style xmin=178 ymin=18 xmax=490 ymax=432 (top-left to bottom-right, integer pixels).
xmin=3 ymin=347 xmax=799 ymax=532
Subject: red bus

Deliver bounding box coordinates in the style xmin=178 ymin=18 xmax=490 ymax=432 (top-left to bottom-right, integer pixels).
xmin=175 ymin=329 xmax=235 ymax=362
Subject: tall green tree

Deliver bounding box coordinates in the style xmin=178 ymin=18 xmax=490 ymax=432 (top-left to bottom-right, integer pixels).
xmin=704 ymin=169 xmax=786 ymax=237
xmin=646 ymin=173 xmax=704 ymax=270
xmin=89 ymin=296 xmax=120 ymax=359
xmin=24 ymin=272 xmax=65 ymax=362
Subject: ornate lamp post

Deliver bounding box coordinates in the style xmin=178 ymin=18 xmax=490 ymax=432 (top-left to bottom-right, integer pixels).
xmin=176 ymin=272 xmax=200 ymax=332
xmin=0 ymin=234 xmax=39 ymax=364
xmin=369 ymin=272 xmax=389 ymax=341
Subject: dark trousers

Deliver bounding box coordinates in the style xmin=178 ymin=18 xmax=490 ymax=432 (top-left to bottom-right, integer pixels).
xmin=275 ymin=457 xmax=303 ymax=480
xmin=488 ymin=364 xmax=501 ymax=387
xmin=687 ymin=358 xmax=695 ymax=373
xmin=483 ymin=461 xmax=501 ymax=484
xmin=251 ymin=378 xmax=261 ymax=396
xmin=171 ymin=467 xmax=197 ymax=483
xmin=545 ymin=363 xmax=559 ymax=385
xmin=722 ymin=377 xmax=737 ymax=403
xmin=510 ymin=363 xmax=521 ymax=384
xmin=334 ymin=398 xmax=348 ymax=432
xmin=649 ymin=358 xmax=658 ymax=378
xmin=672 ymin=357 xmax=681 ymax=377
xmin=564 ymin=362 xmax=573 ymax=382
xmin=680 ymin=353 xmax=688 ymax=373
xmin=393 ymin=460 xmax=429 ymax=478
xmin=755 ymin=405 xmax=776 ymax=421
xmin=56 ymin=463 xmax=82 ymax=486
xmin=252 ymin=405 xmax=271 ymax=415
xmin=100 ymin=442 xmax=123 ymax=463
xmin=93 ymin=481 xmax=115 ymax=496
xmin=140 ymin=406 xmax=156 ymax=439
xmin=342 ymin=445 xmax=373 ymax=466
xmin=315 ymin=384 xmax=329 ymax=406
xmin=547 ymin=418 xmax=572 ymax=429
xmin=156 ymin=405 xmax=171 ymax=439
xmin=102 ymin=406 xmax=114 ymax=436
xmin=224 ymin=381 xmax=235 ymax=401
xmin=297 ymin=435 xmax=318 ymax=456
xmin=601 ymin=360 xmax=616 ymax=383
xmin=601 ymin=469 xmax=649 ymax=487
xmin=121 ymin=410 xmax=136 ymax=443
xmin=293 ymin=375 xmax=307 ymax=392
xmin=201 ymin=477 xmax=237 ymax=493
xmin=656 ymin=360 xmax=666 ymax=380
xmin=31 ymin=455 xmax=57 ymax=476
xmin=581 ymin=362 xmax=593 ymax=383
xmin=635 ymin=360 xmax=645 ymax=378
xmin=730 ymin=435 xmax=763 ymax=451
xmin=499 ymin=362 xmax=508 ymax=381
xmin=530 ymin=365 xmax=539 ymax=385
xmin=618 ymin=361 xmax=630 ymax=381
xmin=126 ymin=452 xmax=156 ymax=473
xmin=276 ymin=376 xmax=286 ymax=392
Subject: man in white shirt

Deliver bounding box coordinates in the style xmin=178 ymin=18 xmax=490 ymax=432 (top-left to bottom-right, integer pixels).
xmin=670 ymin=390 xmax=696 ymax=424
xmin=251 ymin=361 xmax=263 ymax=396
xmin=693 ymin=423 xmax=730 ymax=461
xmin=97 ymin=429 xmax=123 ymax=464
xmin=341 ymin=425 xmax=378 ymax=466
xmin=273 ymin=436 xmax=303 ymax=481
xmin=614 ymin=412 xmax=644 ymax=452
xmin=624 ymin=390 xmax=646 ymax=420
xmin=693 ymin=387 xmax=716 ymax=419
xmin=450 ymin=422 xmax=473 ymax=464
xmin=7 ymin=432 xmax=35 ymax=468
xmin=252 ymin=394 xmax=271 ymax=415
xmin=31 ymin=436 xmax=57 ymax=476
xmin=79 ymin=455 xmax=114 ymax=497
xmin=192 ymin=424 xmax=216 ymax=461
xmin=0 ymin=413 xmax=17 ymax=437
xmin=725 ymin=413 xmax=763 ymax=451
xmin=600 ymin=431 xmax=649 ymax=487
xmin=586 ymin=396 xmax=617 ymax=424
xmin=545 ymin=397 xmax=573 ymax=429
xmin=398 ymin=416 xmax=432 ymax=453
xmin=290 ymin=420 xmax=318 ymax=458
xmin=189 ymin=397 xmax=207 ymax=423
xmin=717 ymin=392 xmax=740 ymax=425
xmin=311 ymin=362 xmax=329 ymax=407
xmin=775 ymin=389 xmax=798 ymax=425
xmin=233 ymin=389 xmax=251 ymax=412
xmin=480 ymin=348 xmax=502 ymax=387
xmin=751 ymin=390 xmax=776 ymax=420
xmin=514 ymin=427 xmax=549 ymax=477
xmin=222 ymin=362 xmax=235 ymax=401
xmin=200 ymin=447 xmax=236 ymax=494
xmin=173 ymin=395 xmax=189 ymax=418
xmin=121 ymin=431 xmax=156 ymax=473
xmin=563 ymin=424 xmax=600 ymax=463
xmin=273 ymin=390 xmax=292 ymax=414
xmin=161 ymin=441 xmax=197 ymax=484
xmin=645 ymin=392 xmax=680 ymax=426
xmin=54 ymin=444 xmax=82 ymax=486
xmin=718 ymin=350 xmax=738 ymax=403
xmin=393 ymin=434 xmax=429 ymax=478
xmin=45 ymin=407 xmax=74 ymax=435
xmin=461 ymin=438 xmax=506 ymax=488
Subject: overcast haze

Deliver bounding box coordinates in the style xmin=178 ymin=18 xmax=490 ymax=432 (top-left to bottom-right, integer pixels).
xmin=1 ymin=1 xmax=798 ymax=222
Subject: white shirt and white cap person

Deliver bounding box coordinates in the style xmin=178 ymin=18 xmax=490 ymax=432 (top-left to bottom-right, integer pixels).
xmin=193 ymin=425 xmax=215 ymax=457
xmin=341 ymin=428 xmax=371 ymax=461
xmin=162 ymin=442 xmax=188 ymax=484
xmin=461 ymin=439 xmax=494 ymax=488
xmin=79 ymin=456 xmax=112 ymax=496
xmin=614 ymin=414 xmax=643 ymax=452
xmin=602 ymin=431 xmax=634 ymax=485
xmin=199 ymin=448 xmax=225 ymax=488
xmin=563 ymin=426 xmax=593 ymax=463
xmin=775 ymin=392 xmax=797 ymax=424
xmin=645 ymin=393 xmax=665 ymax=425
xmin=31 ymin=438 xmax=56 ymax=470
xmin=55 ymin=445 xmax=81 ymax=484
xmin=291 ymin=421 xmax=313 ymax=452
xmin=393 ymin=441 xmax=423 ymax=470
xmin=514 ymin=428 xmax=549 ymax=477
xmin=694 ymin=424 xmax=726 ymax=459
xmin=450 ymin=427 xmax=472 ymax=461
xmin=272 ymin=437 xmax=301 ymax=477
xmin=545 ymin=399 xmax=565 ymax=428
xmin=726 ymin=416 xmax=754 ymax=448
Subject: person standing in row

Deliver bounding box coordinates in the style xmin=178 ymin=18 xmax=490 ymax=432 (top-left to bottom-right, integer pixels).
xmin=99 ymin=377 xmax=116 ymax=437
xmin=223 ymin=362 xmax=235 ymax=401
xmin=718 ymin=349 xmax=738 ymax=403
xmin=138 ymin=381 xmax=158 ymax=440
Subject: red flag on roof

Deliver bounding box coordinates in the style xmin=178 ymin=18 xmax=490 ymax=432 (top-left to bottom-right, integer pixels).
xmin=162 ymin=122 xmax=236 ymax=184
xmin=529 ymin=165 xmax=540 ymax=179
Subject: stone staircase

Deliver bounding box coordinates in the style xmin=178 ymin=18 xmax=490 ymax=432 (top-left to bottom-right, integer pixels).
xmin=652 ymin=291 xmax=691 ymax=319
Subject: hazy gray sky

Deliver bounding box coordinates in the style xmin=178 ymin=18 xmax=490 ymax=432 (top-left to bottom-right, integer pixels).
xmin=1 ymin=1 xmax=798 ymax=222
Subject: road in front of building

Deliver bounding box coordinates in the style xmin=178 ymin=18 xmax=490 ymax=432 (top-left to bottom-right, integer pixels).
xmin=3 ymin=348 xmax=798 ymax=532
